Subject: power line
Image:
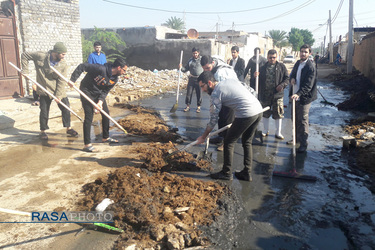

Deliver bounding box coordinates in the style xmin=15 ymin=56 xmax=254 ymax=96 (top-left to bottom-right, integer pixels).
xmin=331 ymin=0 xmax=344 ymax=24
xmin=102 ymin=0 xmax=294 ymax=14
xmin=237 ymin=0 xmax=315 ymax=26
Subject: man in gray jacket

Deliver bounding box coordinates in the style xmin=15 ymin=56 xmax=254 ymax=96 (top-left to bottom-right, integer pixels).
xmin=180 ymin=47 xmax=203 ymax=113
xmin=196 ymin=71 xmax=263 ymax=181
xmin=21 ymin=42 xmax=78 ymax=140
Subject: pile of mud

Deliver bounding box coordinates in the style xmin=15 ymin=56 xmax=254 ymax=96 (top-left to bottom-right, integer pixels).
xmin=117 ymin=104 xmax=182 ymax=143
xmin=335 ymin=74 xmax=375 ymax=112
xmin=77 ymin=167 xmax=229 ymax=249
xmin=132 ymin=142 xmax=212 ymax=172
xmin=76 ymin=105 xmax=242 ymax=249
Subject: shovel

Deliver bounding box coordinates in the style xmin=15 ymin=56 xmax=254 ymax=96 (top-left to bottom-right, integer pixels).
xmin=168 ymin=123 xmax=232 ymax=157
xmin=170 ymin=50 xmax=184 ymax=113
xmin=272 ymin=90 xmax=317 ymax=181
xmin=317 ymin=88 xmax=335 ymax=106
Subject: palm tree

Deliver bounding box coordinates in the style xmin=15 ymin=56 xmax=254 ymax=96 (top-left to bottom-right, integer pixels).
xmin=268 ymin=30 xmax=288 ymax=49
xmin=163 ymin=16 xmax=185 ymax=32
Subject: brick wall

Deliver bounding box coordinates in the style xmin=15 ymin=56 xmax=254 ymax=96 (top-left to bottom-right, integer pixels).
xmin=353 ymin=32 xmax=375 ymax=86
xmin=18 ymin=0 xmax=82 ymax=74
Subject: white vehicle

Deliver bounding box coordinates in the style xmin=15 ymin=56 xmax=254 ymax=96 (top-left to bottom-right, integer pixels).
xmin=283 ymin=55 xmax=295 ymax=64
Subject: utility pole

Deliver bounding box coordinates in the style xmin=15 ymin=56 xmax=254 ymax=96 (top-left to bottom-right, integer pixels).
xmin=347 ymin=0 xmax=354 ymax=74
xmin=329 ymin=10 xmax=333 ymax=64
xmin=323 ymin=35 xmax=326 ymax=56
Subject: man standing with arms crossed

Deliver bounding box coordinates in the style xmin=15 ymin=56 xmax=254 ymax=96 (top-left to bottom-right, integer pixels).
xmin=21 ymin=42 xmax=79 ymax=140
xmin=289 ymin=44 xmax=317 ymax=153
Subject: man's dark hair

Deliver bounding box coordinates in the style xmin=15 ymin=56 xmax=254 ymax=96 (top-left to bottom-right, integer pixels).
xmin=231 ymin=46 xmax=239 ymax=52
xmin=300 ymin=44 xmax=311 ymax=53
xmin=268 ymin=49 xmax=277 ymax=55
xmin=113 ymin=58 xmax=127 ymax=68
xmin=93 ymin=41 xmax=102 ymax=47
xmin=192 ymin=47 xmax=199 ymax=52
xmin=200 ymin=55 xmax=213 ymax=66
xmin=254 ymin=47 xmax=261 ymax=53
xmin=197 ymin=71 xmax=215 ymax=84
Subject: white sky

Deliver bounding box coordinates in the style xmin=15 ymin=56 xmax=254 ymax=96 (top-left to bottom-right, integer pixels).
xmin=79 ymin=0 xmax=375 ymax=47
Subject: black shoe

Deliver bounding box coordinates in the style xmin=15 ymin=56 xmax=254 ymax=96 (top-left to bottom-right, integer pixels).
xmin=286 ymin=140 xmax=300 ymax=145
xmin=210 ymin=171 xmax=232 ymax=180
xmin=297 ymin=145 xmax=307 ymax=153
xmin=209 ymin=136 xmax=223 ymax=144
xmin=234 ymin=170 xmax=252 ymax=182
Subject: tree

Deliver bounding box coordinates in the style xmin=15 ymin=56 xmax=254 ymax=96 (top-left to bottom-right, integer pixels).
xmin=268 ymin=30 xmax=288 ymax=49
xmin=81 ymin=27 xmax=127 ymax=63
xmin=162 ymin=16 xmax=185 ymax=32
xmin=288 ymin=28 xmax=315 ymax=53
xmin=288 ymin=28 xmax=305 ymax=52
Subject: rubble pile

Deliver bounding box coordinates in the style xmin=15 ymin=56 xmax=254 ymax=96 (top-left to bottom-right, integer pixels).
xmin=78 ymin=165 xmax=228 ymax=249
xmin=111 ymin=66 xmax=188 ymax=102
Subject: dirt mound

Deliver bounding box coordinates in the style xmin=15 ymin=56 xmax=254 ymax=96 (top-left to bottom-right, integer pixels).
xmin=132 ymin=142 xmax=213 ymax=172
xmin=117 ymin=104 xmax=182 ymax=143
xmin=335 ymin=74 xmax=375 ymax=112
xmin=77 ymin=166 xmax=229 ymax=249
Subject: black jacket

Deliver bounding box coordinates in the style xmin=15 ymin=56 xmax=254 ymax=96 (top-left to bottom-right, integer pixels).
xmin=229 ymin=56 xmax=245 ymax=81
xmin=244 ymin=55 xmax=268 ymax=89
xmin=258 ymin=61 xmax=289 ymax=100
xmin=70 ymin=63 xmax=118 ymax=102
xmin=289 ymin=59 xmax=317 ymax=105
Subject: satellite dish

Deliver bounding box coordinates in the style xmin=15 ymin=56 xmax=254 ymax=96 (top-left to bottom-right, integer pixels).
xmin=187 ymin=29 xmax=199 ymax=39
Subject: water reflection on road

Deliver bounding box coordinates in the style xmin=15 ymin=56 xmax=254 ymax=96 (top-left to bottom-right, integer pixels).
xmin=136 ymin=79 xmax=375 ymax=249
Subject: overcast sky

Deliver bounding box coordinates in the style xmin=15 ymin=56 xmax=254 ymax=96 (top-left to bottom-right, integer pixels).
xmin=79 ymin=0 xmax=375 ymax=47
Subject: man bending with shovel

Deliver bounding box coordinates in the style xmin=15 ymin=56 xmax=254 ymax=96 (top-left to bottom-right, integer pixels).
xmin=70 ymin=58 xmax=128 ymax=152
xmin=21 ymin=42 xmax=79 ymax=140
xmin=196 ymin=71 xmax=263 ymax=181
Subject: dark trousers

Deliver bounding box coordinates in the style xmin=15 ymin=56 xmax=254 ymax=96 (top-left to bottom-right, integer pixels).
xmin=81 ymin=96 xmax=110 ymax=145
xmin=218 ymin=106 xmax=235 ymax=138
xmin=222 ymin=113 xmax=262 ymax=174
xmin=39 ymin=95 xmax=71 ymax=131
xmin=185 ymin=77 xmax=202 ymax=106
xmin=293 ymin=101 xmax=311 ymax=147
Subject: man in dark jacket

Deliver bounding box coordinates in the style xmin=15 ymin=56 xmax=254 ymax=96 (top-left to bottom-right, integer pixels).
xmin=256 ymin=49 xmax=289 ymax=140
xmin=244 ymin=47 xmax=267 ymax=90
xmin=289 ymin=44 xmax=317 ymax=153
xmin=228 ymin=46 xmax=245 ymax=81
xmin=70 ymin=58 xmax=128 ymax=152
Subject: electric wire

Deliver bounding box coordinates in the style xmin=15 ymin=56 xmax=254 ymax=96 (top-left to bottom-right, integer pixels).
xmin=102 ymin=0 xmax=293 ymax=14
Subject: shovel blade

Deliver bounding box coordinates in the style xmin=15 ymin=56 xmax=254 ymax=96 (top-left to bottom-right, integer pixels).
xmin=170 ymin=103 xmax=178 ymax=113
xmin=273 ymin=171 xmax=317 ymax=181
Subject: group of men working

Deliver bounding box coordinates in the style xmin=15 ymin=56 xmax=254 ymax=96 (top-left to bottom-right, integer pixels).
xmin=22 ymin=41 xmax=316 ymax=181
xmin=21 ymin=41 xmax=126 ymax=152
xmin=181 ymin=44 xmax=317 ymax=181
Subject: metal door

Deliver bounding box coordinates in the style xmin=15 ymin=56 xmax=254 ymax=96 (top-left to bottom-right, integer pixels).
xmin=0 ymin=12 xmax=22 ymax=99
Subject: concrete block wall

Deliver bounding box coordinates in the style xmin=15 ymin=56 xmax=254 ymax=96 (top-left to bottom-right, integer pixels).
xmin=18 ymin=0 xmax=82 ymax=76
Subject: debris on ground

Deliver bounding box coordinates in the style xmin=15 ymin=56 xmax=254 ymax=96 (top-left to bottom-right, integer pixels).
xmin=76 ymin=105 xmax=236 ymax=249
xmin=111 ymin=66 xmax=188 ymax=102
xmin=335 ymin=72 xmax=375 ymax=178
xmin=77 ymin=165 xmax=228 ymax=249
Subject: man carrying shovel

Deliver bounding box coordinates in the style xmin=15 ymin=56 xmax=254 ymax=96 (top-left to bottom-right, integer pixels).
xmin=196 ymin=71 xmax=263 ymax=181
xmin=21 ymin=42 xmax=79 ymax=140
xmin=69 ymin=58 xmax=128 ymax=152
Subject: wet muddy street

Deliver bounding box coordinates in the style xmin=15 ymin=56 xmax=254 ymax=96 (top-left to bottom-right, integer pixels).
xmin=0 ymin=65 xmax=374 ymax=249
xmin=136 ymin=75 xmax=375 ymax=248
